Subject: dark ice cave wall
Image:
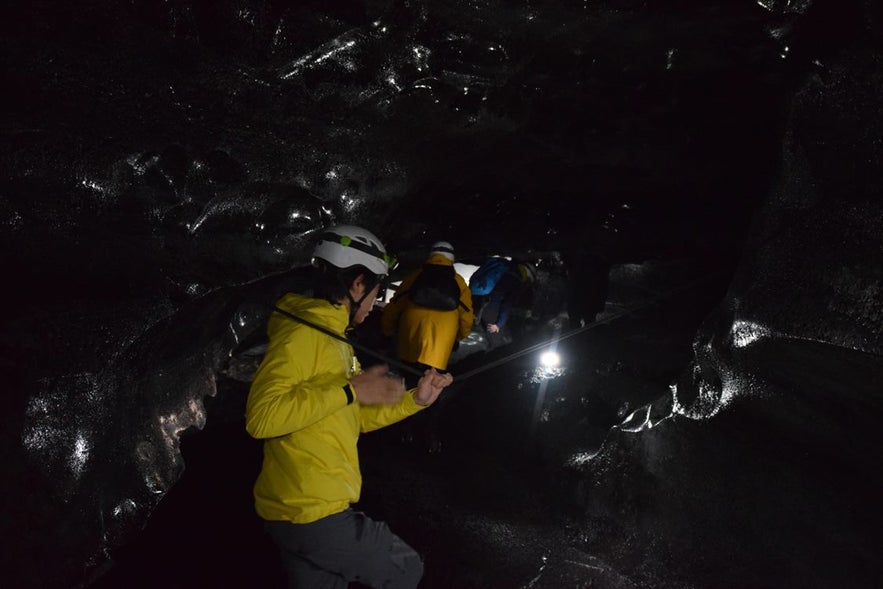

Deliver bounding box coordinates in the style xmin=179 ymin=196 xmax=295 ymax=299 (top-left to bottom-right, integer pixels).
xmin=2 ymin=1 xmax=881 ymax=588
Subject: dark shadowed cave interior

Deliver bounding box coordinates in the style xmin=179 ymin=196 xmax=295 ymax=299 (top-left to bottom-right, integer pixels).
xmin=2 ymin=1 xmax=882 ymax=588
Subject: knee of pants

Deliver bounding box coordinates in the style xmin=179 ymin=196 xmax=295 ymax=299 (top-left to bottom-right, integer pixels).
xmin=390 ymin=545 xmax=424 ymax=589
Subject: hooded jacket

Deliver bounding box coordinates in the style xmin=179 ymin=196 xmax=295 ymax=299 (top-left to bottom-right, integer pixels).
xmin=380 ymin=253 xmax=474 ymax=370
xmin=246 ymin=292 xmax=425 ymax=524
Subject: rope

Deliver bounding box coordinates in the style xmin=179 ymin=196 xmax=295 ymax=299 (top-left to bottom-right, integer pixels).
xmin=454 ymin=305 xmax=633 ymax=381
xmin=273 ymin=269 xmax=723 ymax=385
xmin=454 ymin=270 xmax=724 ymax=382
xmin=272 ymin=306 xmax=425 ymax=378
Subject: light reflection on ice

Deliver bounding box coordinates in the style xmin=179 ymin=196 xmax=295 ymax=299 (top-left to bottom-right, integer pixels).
xmin=112 ymin=498 xmax=137 ymax=519
xmin=531 ymin=363 xmax=565 ymax=382
xmin=730 ymin=319 xmax=770 ymax=348
xmin=70 ymin=432 xmax=90 ymax=479
xmin=281 ymin=38 xmax=358 ymax=80
xmin=530 ymin=349 xmax=565 ymax=382
xmin=158 ymin=398 xmax=207 ymax=450
xmin=22 ymin=423 xmax=53 ymax=453
xmin=618 ymin=401 xmax=675 ymax=433
xmin=672 ymin=372 xmax=737 ymax=420
xmin=619 ymin=404 xmax=655 ymax=432
xmin=756 ymin=0 xmax=812 ymax=13
xmin=566 ymin=450 xmax=600 ymax=467
xmin=79 ymin=177 xmax=105 ymax=193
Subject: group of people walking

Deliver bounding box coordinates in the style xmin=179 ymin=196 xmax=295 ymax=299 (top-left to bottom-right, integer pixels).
xmin=380 ymin=240 xmax=537 ymax=376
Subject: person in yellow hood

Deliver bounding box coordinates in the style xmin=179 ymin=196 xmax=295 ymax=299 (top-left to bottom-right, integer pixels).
xmin=246 ymin=225 xmax=453 ymax=589
xmin=380 ymin=240 xmax=474 ymax=375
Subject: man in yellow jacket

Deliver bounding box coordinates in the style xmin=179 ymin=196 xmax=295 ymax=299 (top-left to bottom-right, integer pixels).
xmin=246 ymin=225 xmax=454 ymax=589
xmin=380 ymin=240 xmax=474 ymax=375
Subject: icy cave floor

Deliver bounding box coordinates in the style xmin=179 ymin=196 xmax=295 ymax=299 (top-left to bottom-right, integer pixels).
xmin=89 ymin=261 xmax=731 ymax=589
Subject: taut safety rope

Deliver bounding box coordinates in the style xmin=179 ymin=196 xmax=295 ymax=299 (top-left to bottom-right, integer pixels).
xmin=273 ymin=270 xmax=723 ymax=384
xmin=455 ymin=270 xmax=723 ymax=381
xmin=272 ymin=306 xmax=425 ymax=377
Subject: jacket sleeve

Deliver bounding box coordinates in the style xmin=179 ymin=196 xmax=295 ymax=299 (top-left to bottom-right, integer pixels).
xmin=359 ymin=390 xmax=425 ymax=432
xmin=456 ymin=274 xmax=474 ymax=340
xmin=496 ymin=302 xmax=512 ymax=329
xmin=245 ymin=324 xmax=351 ymax=439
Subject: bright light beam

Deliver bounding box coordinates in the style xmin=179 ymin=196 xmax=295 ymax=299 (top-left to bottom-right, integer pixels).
xmin=539 ymin=350 xmax=560 ymax=368
xmin=532 ymin=349 xmax=564 ymax=383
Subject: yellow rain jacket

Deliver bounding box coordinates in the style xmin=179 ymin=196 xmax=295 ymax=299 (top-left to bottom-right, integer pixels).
xmin=246 ymin=292 xmax=425 ymax=524
xmin=381 ymin=254 xmax=474 ymax=370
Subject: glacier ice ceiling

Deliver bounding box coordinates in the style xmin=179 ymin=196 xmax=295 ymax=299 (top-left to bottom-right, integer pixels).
xmin=2 ymin=1 xmax=881 ymax=588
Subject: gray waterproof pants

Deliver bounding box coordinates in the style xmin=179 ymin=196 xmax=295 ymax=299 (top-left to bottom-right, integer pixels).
xmin=265 ymin=509 xmax=424 ymax=589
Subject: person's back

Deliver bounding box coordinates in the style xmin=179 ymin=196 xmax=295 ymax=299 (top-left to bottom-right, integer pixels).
xmin=477 ymin=261 xmax=536 ymax=348
xmin=381 ymin=241 xmax=473 ymax=373
xmin=487 ymin=263 xmax=522 ymax=302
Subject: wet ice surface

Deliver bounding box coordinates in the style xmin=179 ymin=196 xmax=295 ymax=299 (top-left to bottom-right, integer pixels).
xmin=18 ymin=247 xmax=883 ymax=589
xmin=4 ymin=0 xmax=883 ymax=587
xmin=90 ymin=208 xmax=883 ymax=589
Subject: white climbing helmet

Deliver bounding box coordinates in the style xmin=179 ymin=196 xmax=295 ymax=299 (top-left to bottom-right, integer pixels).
xmin=430 ymin=240 xmax=455 ymax=262
xmin=312 ymin=225 xmax=394 ymax=277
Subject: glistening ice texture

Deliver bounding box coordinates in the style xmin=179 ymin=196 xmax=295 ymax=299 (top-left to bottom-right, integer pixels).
xmin=2 ymin=1 xmax=881 ymax=588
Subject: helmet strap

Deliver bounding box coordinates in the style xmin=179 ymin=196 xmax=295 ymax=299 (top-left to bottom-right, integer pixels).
xmin=344 ymin=274 xmax=377 ymax=331
xmin=345 ymin=291 xmax=363 ymax=331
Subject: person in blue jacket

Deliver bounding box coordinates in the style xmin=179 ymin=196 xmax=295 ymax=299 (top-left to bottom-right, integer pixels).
xmin=477 ymin=260 xmax=536 ymax=349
